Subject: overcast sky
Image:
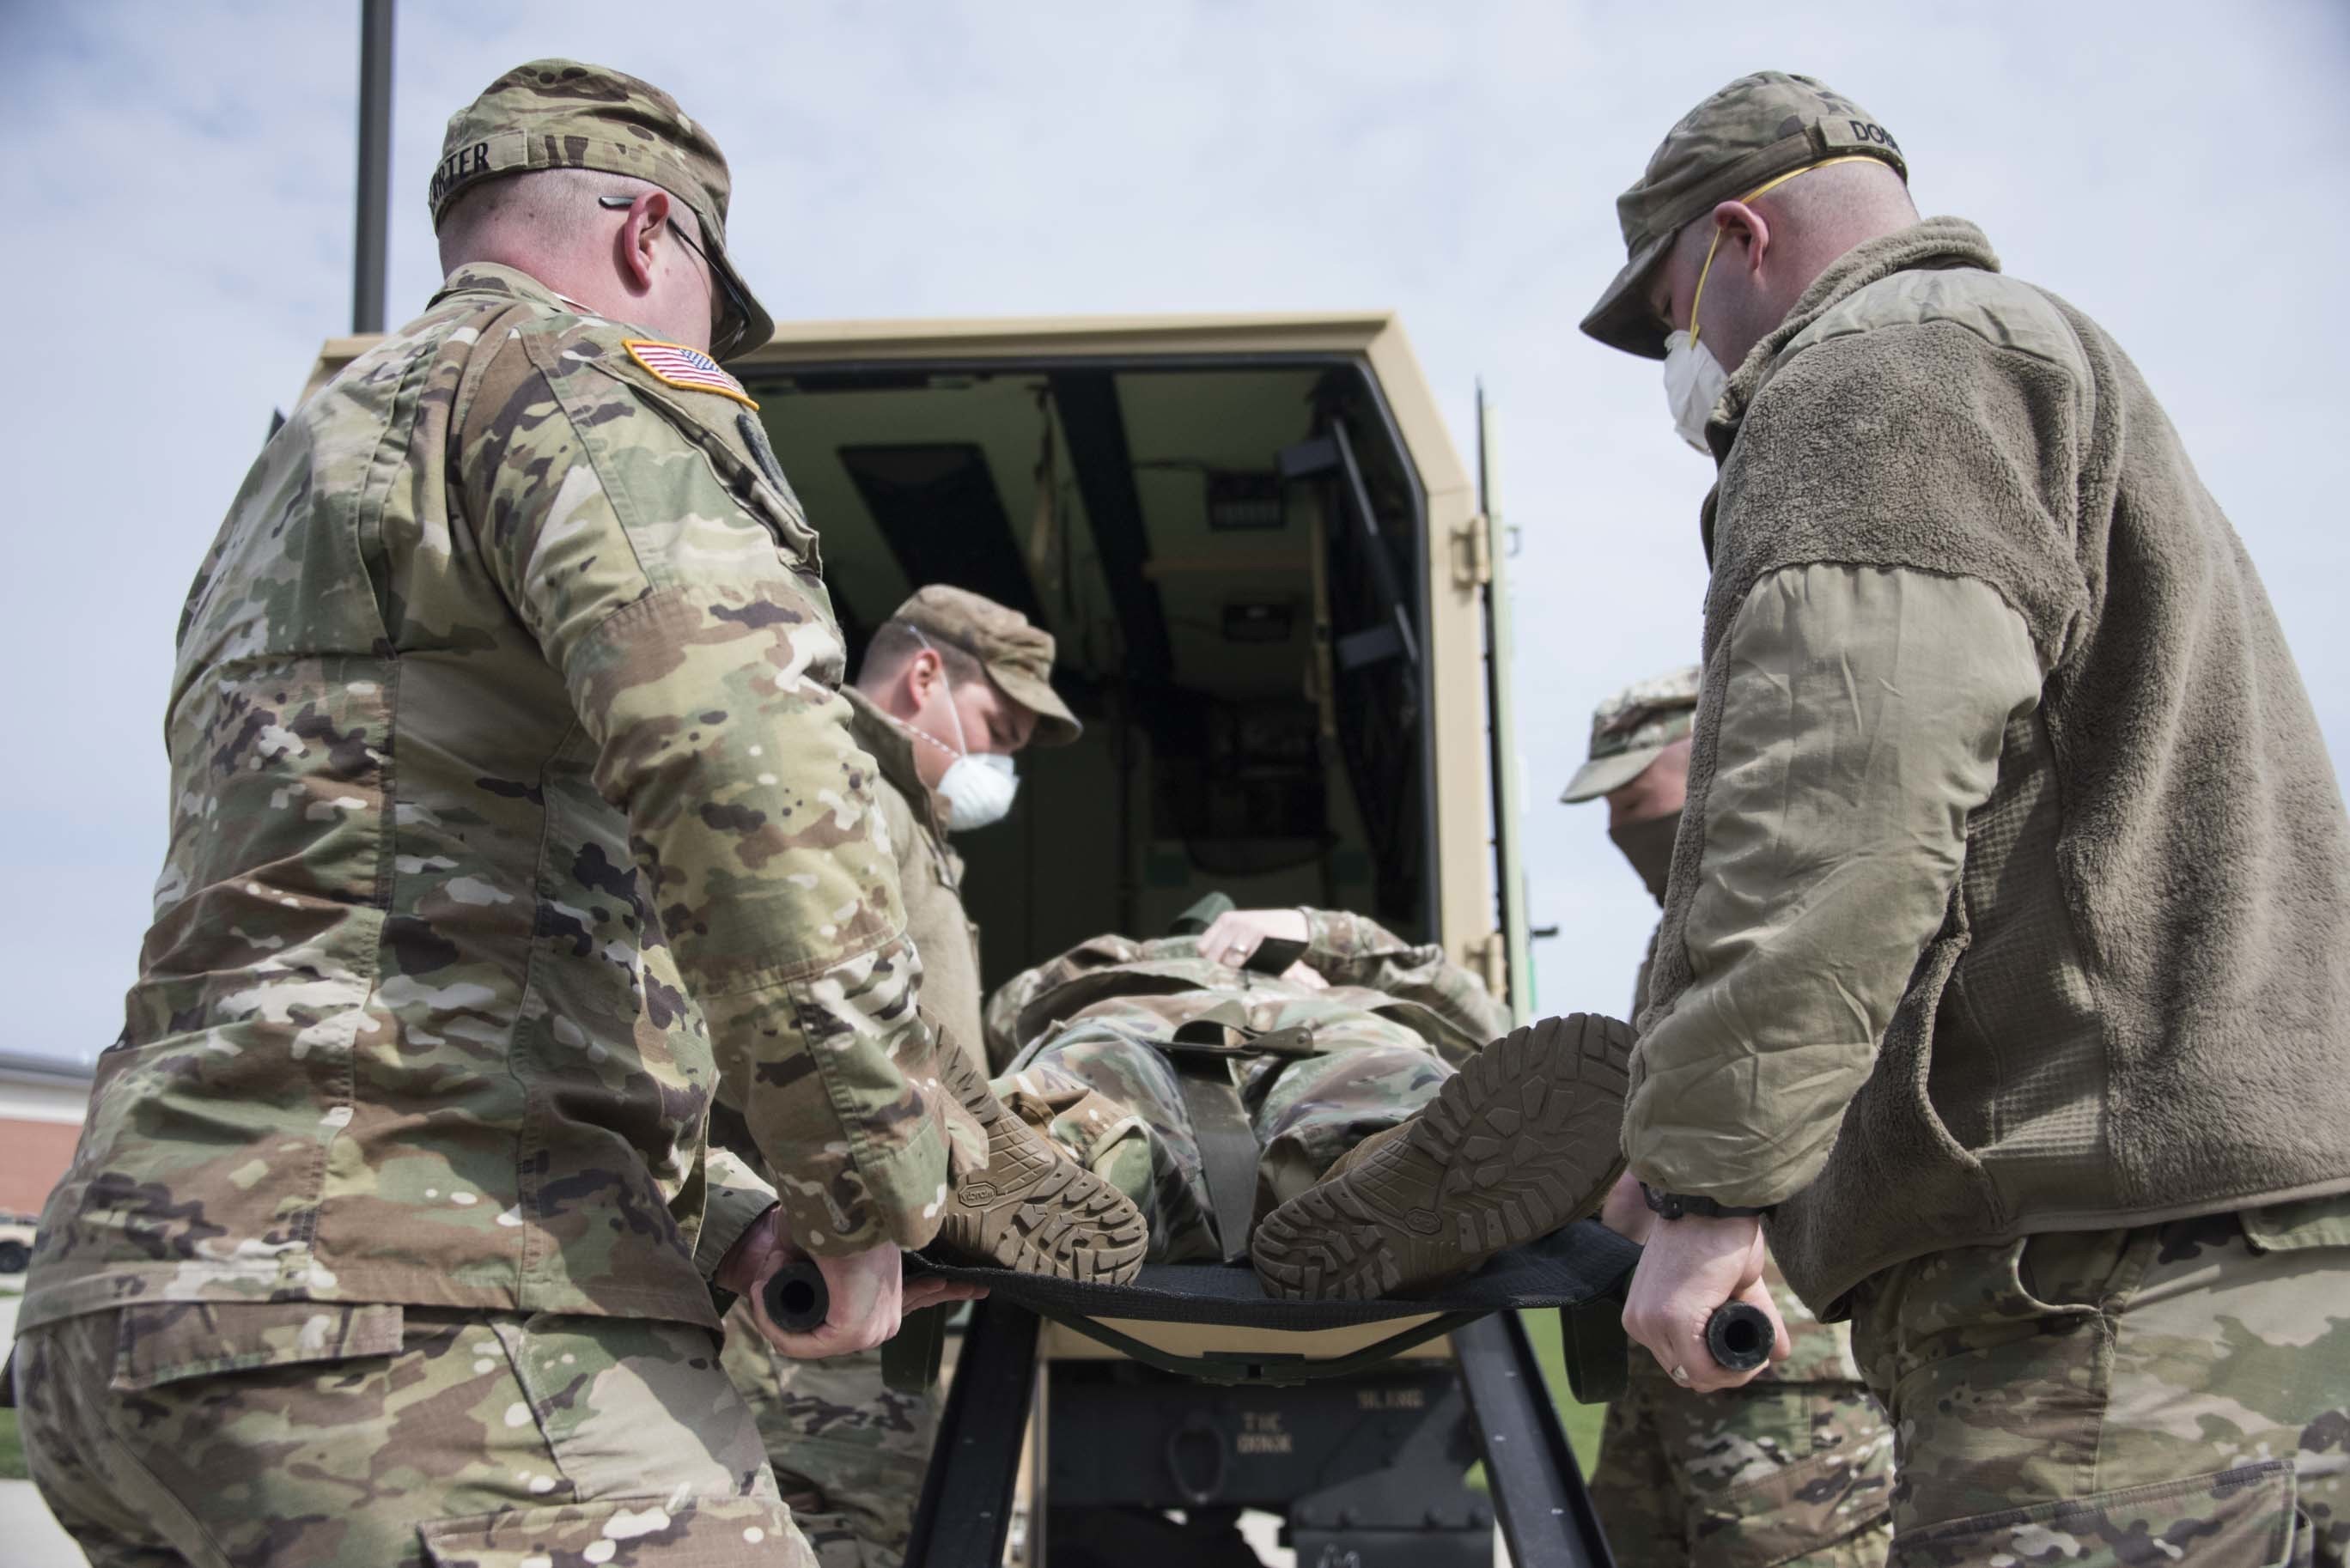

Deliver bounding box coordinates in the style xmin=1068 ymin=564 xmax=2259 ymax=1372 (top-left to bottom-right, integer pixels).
xmin=3 ymin=1 xmax=2345 ymax=1066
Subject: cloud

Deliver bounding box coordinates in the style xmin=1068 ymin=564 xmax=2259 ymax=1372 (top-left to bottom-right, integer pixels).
xmin=1 ymin=1 xmax=2343 ymax=1064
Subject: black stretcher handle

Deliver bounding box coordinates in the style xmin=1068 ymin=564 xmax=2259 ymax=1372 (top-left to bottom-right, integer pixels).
xmin=1705 ymin=1300 xmax=1775 ymax=1371
xmin=761 ymin=1260 xmax=831 ymax=1334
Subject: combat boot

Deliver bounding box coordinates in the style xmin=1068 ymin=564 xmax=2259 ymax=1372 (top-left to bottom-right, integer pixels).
xmin=1251 ymin=1012 xmax=1633 ymax=1299
xmin=929 ymin=1040 xmax=1149 ymax=1284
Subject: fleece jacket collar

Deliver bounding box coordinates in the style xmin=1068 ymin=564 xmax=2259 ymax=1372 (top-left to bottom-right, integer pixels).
xmin=1696 ymin=216 xmax=2002 ymax=563
xmin=1708 ymin=216 xmax=2003 ymax=457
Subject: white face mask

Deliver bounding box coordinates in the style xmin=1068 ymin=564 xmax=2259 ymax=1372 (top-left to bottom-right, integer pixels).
xmin=910 ymin=630 xmax=1020 ymax=831
xmin=937 ymin=751 xmax=1018 ymax=832
xmin=1661 ymin=329 xmax=1729 ymax=455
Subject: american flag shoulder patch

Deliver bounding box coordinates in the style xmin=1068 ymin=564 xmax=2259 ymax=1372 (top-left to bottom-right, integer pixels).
xmin=622 ymin=339 xmax=758 ymax=409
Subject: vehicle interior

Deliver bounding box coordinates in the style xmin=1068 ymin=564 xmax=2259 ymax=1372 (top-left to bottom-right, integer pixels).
xmin=740 ymin=354 xmax=1437 ymax=991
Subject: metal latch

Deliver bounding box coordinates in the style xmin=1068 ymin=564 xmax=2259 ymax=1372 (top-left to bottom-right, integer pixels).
xmin=1469 ymin=928 xmax=1508 ymax=998
xmin=1452 ymin=514 xmax=1493 ymax=590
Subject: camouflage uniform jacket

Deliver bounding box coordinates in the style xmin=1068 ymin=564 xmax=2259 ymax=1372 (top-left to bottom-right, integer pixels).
xmin=841 ymin=687 xmax=985 ymax=1061
xmin=25 ymin=264 xmax=966 ymax=1334
xmin=984 ymin=909 xmax=1507 ymax=1072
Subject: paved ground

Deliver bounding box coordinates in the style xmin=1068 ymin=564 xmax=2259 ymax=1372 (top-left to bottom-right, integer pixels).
xmin=0 ymin=1475 xmax=82 ymax=1566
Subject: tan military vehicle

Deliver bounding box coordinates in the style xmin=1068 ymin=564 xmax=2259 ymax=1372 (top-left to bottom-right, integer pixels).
xmin=0 ymin=1212 xmax=34 ymax=1274
xmin=299 ymin=313 xmax=1565 ymax=1568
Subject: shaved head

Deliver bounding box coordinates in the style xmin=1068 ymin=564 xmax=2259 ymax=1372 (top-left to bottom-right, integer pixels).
xmin=1745 ymin=157 xmax=1915 ymax=248
xmin=432 ymin=167 xmax=721 ymax=351
xmin=437 ymin=169 xmax=673 ymax=273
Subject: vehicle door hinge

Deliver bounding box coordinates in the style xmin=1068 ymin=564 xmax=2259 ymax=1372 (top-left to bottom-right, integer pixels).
xmin=1452 ymin=514 xmax=1493 ymax=590
xmin=1471 ymin=927 xmax=1508 ymax=998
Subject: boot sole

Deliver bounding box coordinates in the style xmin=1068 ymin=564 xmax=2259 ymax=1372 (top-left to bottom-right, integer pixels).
xmin=1251 ymin=1012 xmax=1633 ymax=1300
xmin=932 ymin=1046 xmax=1149 ymax=1285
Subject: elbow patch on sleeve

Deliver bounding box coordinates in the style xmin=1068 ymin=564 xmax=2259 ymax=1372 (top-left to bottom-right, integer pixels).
xmin=1626 ymin=563 xmax=2043 ymax=1204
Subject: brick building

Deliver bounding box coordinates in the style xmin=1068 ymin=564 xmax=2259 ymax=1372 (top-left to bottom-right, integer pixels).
xmin=0 ymin=1049 xmax=92 ymax=1220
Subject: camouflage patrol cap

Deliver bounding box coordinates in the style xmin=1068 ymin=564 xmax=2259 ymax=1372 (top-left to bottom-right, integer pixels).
xmin=893 ymin=586 xmax=1081 ymax=748
xmin=430 ymin=59 xmax=774 ymax=358
xmin=1560 ymin=665 xmax=1702 ymax=803
xmin=1581 ymin=71 xmax=1907 ymax=361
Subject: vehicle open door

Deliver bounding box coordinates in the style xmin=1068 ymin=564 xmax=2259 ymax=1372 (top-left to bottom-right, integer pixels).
xmin=1476 ymin=386 xmax=1535 ymax=1025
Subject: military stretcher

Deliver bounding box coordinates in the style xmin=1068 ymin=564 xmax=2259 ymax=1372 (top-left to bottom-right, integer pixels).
xmin=798 ymin=910 xmax=1763 ymax=1565
xmin=912 ymin=909 xmax=1631 ymax=1563
xmin=763 ymin=912 xmax=1647 ymax=1565
xmin=901 ymin=1231 xmax=1640 ymax=1568
xmin=764 ymin=1213 xmax=1769 ymax=1565
xmin=764 ymin=1003 xmax=1648 ymax=1562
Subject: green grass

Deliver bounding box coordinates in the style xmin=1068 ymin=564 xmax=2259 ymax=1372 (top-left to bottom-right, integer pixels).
xmin=0 ymin=1408 xmax=24 ymax=1481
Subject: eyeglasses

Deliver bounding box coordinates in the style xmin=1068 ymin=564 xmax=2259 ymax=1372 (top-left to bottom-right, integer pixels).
xmin=598 ymin=193 xmax=751 ymax=358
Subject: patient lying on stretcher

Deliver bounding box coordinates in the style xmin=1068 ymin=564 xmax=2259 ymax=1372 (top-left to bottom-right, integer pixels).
xmin=977 ymin=903 xmax=1633 ymax=1300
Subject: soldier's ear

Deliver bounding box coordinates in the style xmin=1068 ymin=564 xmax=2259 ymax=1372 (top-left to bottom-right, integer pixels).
xmin=1712 ymin=200 xmax=1772 ymax=278
xmin=613 ymin=188 xmax=669 ymax=292
xmin=880 ymin=647 xmax=932 ymax=720
xmin=906 ymin=647 xmax=944 ymax=703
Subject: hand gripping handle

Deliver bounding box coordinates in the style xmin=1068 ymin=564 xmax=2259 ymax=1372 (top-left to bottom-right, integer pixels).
xmin=760 ymin=1260 xmax=831 ymax=1334
xmin=1704 ymin=1300 xmax=1775 ymax=1372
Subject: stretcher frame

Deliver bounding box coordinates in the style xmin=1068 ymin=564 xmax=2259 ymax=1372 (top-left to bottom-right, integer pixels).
xmin=903 ymin=1232 xmax=1636 ymax=1567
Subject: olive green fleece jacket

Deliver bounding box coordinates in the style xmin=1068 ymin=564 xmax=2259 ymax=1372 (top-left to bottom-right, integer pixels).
xmin=1626 ymin=217 xmax=2350 ymax=1312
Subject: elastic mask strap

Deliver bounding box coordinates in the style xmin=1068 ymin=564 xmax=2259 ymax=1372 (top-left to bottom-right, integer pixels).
xmin=1688 ymin=155 xmax=1884 ymax=349
xmin=907 ymin=628 xmax=971 ymax=758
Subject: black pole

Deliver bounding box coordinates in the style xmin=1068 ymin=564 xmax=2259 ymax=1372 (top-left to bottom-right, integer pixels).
xmin=352 ymin=0 xmax=395 ymax=334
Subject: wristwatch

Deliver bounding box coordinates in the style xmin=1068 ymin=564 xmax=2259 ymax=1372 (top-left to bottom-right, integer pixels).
xmin=1641 ymin=1183 xmax=1771 ymax=1221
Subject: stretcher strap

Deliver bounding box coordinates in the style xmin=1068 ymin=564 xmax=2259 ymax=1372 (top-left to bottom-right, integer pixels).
xmin=881 ymin=1304 xmax=947 ymax=1393
xmin=1174 ymin=1054 xmax=1262 ymax=1265
xmin=1164 ymin=1000 xmax=1318 ymax=1059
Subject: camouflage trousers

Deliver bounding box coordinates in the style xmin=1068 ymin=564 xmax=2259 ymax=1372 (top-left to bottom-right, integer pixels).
xmin=998 ymin=1018 xmax=1452 ymax=1261
xmin=1595 ymin=1251 xmax=1892 ymax=1567
xmin=1591 ymin=1363 xmax=1893 ymax=1567
xmin=1848 ymin=1199 xmax=2350 ymax=1566
xmin=14 ymin=1302 xmax=808 ymax=1567
xmin=717 ymin=1298 xmax=938 ymax=1568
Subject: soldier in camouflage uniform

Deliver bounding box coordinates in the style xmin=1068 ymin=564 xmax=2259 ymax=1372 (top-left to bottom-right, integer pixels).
xmin=718 ymin=586 xmax=1081 ymax=1567
xmin=985 ymin=907 xmax=1630 ymax=1291
xmin=983 ymin=906 xmax=1495 ymax=1261
xmin=842 ymin=586 xmax=1081 ymax=1069
xmin=1577 ymin=73 xmax=2349 ymax=1565
xmin=10 ymin=60 xmax=1139 ymax=1568
xmin=1567 ymin=671 xmax=1893 ymax=1568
